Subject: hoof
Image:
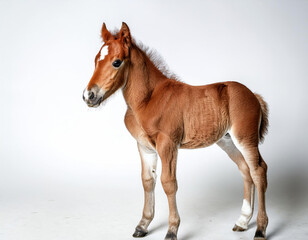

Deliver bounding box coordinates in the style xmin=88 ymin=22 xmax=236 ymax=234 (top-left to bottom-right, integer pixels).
xmin=254 ymin=229 xmax=266 ymax=240
xmin=165 ymin=231 xmax=177 ymax=240
xmin=132 ymin=227 xmax=148 ymax=238
xmin=232 ymin=224 xmax=246 ymax=232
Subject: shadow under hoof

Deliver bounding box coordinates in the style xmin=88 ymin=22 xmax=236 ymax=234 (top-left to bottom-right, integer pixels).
xmin=254 ymin=237 xmax=266 ymax=240
xmin=232 ymin=224 xmax=247 ymax=232
xmin=165 ymin=231 xmax=177 ymax=240
xmin=133 ymin=227 xmax=148 ymax=238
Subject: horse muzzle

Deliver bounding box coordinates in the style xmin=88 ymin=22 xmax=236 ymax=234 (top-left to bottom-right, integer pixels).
xmin=83 ymin=85 xmax=106 ymax=107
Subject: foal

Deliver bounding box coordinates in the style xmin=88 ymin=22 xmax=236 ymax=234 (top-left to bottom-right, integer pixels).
xmin=83 ymin=22 xmax=269 ymax=240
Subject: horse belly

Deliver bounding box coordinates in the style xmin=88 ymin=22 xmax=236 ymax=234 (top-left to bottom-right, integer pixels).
xmin=180 ymin=102 xmax=229 ymax=149
xmin=180 ymin=125 xmax=224 ymax=149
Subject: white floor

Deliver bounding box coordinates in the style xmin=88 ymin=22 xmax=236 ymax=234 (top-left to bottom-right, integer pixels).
xmin=1 ymin=165 xmax=307 ymax=240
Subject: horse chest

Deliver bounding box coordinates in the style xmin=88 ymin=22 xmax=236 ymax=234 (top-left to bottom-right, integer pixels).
xmin=124 ymin=109 xmax=155 ymax=150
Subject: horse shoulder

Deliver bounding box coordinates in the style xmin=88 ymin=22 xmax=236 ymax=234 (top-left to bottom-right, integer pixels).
xmin=124 ymin=108 xmax=156 ymax=149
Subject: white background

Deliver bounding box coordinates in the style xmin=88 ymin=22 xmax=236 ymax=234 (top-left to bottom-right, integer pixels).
xmin=1 ymin=0 xmax=308 ymax=239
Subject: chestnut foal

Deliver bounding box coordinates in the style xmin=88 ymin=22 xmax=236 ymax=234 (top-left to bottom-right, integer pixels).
xmin=83 ymin=22 xmax=269 ymax=240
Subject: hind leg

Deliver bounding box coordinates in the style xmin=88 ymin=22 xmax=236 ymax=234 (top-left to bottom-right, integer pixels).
xmin=230 ymin=133 xmax=268 ymax=240
xmin=217 ymin=134 xmax=255 ymax=231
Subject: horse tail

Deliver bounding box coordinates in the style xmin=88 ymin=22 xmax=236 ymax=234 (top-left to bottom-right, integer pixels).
xmin=254 ymin=93 xmax=269 ymax=144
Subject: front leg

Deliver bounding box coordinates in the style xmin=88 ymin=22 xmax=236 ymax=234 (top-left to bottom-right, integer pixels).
xmin=156 ymin=133 xmax=180 ymax=240
xmin=133 ymin=143 xmax=158 ymax=238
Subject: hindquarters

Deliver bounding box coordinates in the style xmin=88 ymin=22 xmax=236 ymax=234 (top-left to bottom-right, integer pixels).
xmin=226 ymin=82 xmax=268 ymax=146
xmin=179 ymin=81 xmax=268 ymax=150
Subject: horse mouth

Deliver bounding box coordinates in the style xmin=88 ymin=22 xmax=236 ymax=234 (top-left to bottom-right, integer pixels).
xmin=87 ymin=96 xmax=103 ymax=108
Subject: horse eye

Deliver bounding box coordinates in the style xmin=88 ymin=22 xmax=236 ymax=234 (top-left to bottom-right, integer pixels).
xmin=112 ymin=59 xmax=122 ymax=68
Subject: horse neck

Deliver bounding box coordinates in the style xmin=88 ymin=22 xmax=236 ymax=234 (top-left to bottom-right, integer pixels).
xmin=122 ymin=45 xmax=167 ymax=112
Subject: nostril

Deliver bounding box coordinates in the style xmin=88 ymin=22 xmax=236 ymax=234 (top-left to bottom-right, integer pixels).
xmin=89 ymin=91 xmax=95 ymax=100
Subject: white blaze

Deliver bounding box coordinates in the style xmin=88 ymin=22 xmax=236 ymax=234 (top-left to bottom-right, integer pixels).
xmin=99 ymin=45 xmax=109 ymax=61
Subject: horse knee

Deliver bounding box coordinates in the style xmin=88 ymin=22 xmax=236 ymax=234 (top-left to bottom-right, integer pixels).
xmin=142 ymin=177 xmax=156 ymax=192
xmin=238 ymin=162 xmax=253 ymax=182
xmin=250 ymin=166 xmax=267 ymax=188
xmin=161 ymin=178 xmax=178 ymax=195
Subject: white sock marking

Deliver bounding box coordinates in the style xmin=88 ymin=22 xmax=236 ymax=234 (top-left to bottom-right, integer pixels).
xmin=138 ymin=143 xmax=157 ymax=230
xmin=138 ymin=144 xmax=157 ymax=179
xmin=236 ymin=199 xmax=253 ymax=229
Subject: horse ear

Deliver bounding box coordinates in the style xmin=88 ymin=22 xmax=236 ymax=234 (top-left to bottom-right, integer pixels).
xmin=119 ymin=22 xmax=132 ymax=52
xmin=101 ymin=23 xmax=112 ymax=42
